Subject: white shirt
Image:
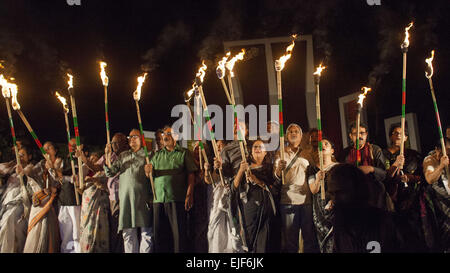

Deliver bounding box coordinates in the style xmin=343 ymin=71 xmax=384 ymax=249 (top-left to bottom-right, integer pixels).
xmin=274 ymin=146 xmax=310 ymax=205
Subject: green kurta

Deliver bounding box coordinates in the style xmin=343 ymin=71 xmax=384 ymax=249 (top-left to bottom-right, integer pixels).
xmin=104 ymin=148 xmax=152 ymax=232
xmin=150 ymin=145 xmax=197 ymax=203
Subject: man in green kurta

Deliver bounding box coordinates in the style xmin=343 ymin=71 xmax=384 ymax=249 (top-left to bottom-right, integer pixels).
xmin=104 ymin=129 xmax=153 ymax=253
xmin=145 ymin=126 xmax=197 ymax=253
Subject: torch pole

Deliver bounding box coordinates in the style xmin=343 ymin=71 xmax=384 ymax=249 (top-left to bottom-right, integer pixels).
xmin=314 ymin=75 xmax=325 ymax=200
xmin=400 ymin=47 xmax=408 ymax=161
xmin=221 ymin=78 xmax=233 ymax=105
xmin=276 ymin=70 xmax=286 ymax=185
xmin=135 ymin=100 xmax=156 ymax=200
xmin=16 ymin=110 xmax=47 ymax=158
xmin=188 ymin=98 xmax=215 ymax=187
xmin=356 ymin=105 xmax=361 ymax=167
xmin=63 ymin=110 xmax=80 ymax=205
xmin=226 ymin=74 xmax=250 ymax=179
xmin=427 ymin=77 xmax=449 ymax=178
xmin=5 ymin=98 xmax=30 ymax=217
xmin=104 ymin=85 xmax=111 ymax=167
xmin=198 ymin=86 xmax=226 ymax=187
xmin=68 ymin=89 xmax=84 ymax=191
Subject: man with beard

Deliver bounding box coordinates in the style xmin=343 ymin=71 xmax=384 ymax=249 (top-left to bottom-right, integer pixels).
xmin=338 ymin=123 xmax=390 ymax=211
xmin=383 ymin=124 xmax=438 ymax=252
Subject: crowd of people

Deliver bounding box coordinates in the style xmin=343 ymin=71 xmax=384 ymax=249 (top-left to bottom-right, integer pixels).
xmin=0 ymin=120 xmax=448 ymax=253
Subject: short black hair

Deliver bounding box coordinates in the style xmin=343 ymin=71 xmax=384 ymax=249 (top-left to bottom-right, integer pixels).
xmin=19 ymin=145 xmax=33 ymax=158
xmin=348 ymin=122 xmax=368 ymax=135
xmin=388 ymin=123 xmax=408 ymax=137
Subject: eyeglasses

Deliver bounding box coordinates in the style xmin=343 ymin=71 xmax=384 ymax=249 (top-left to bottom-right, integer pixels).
xmin=127 ymin=135 xmax=140 ymax=140
xmin=161 ymin=132 xmax=172 ymax=136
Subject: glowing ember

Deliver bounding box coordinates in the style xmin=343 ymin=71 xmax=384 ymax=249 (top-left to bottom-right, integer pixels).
xmin=216 ymin=52 xmax=231 ymax=79
xmin=275 ymin=34 xmax=297 ymax=71
xmin=67 ymin=73 xmax=74 ymax=89
xmin=425 ymin=50 xmax=435 ymax=79
xmin=196 ymin=61 xmax=207 ymax=84
xmin=100 ymin=62 xmax=109 ymax=86
xmin=133 ymin=73 xmax=148 ymax=101
xmin=357 ymin=86 xmax=372 ymax=106
xmin=402 ymin=22 xmax=413 ymax=49
xmin=313 ymin=63 xmax=326 ymax=76
xmin=55 ymin=91 xmax=69 ymax=113
xmin=225 ymin=49 xmax=245 ymax=77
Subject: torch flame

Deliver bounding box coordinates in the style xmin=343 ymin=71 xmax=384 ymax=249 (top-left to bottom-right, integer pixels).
xmin=0 ymin=74 xmax=10 ymax=98
xmin=133 ymin=73 xmax=148 ymax=101
xmin=402 ymin=22 xmax=413 ymax=49
xmin=100 ymin=61 xmax=109 ymax=86
xmin=185 ymin=83 xmax=196 ymax=102
xmin=67 ymin=73 xmax=73 ymax=89
xmin=216 ymin=52 xmax=231 ymax=79
xmin=313 ymin=63 xmax=326 ymax=76
xmin=196 ymin=61 xmax=207 ymax=84
xmin=425 ymin=50 xmax=434 ymax=79
xmin=275 ymin=34 xmax=297 ymax=71
xmin=357 ymin=86 xmax=372 ymax=106
xmin=55 ymin=91 xmax=69 ymax=113
xmin=9 ymin=83 xmax=19 ymax=110
xmin=225 ymin=49 xmax=245 ymax=77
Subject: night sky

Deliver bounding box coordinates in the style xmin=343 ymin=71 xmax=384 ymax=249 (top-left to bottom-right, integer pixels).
xmin=0 ymin=0 xmax=448 ymax=157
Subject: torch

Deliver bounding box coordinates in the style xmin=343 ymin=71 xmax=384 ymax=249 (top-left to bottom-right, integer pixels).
xmin=313 ymin=64 xmax=326 ymax=200
xmin=275 ymin=35 xmax=297 ymax=185
xmin=0 ymin=75 xmax=31 ymax=217
xmin=67 ymin=73 xmax=85 ymax=191
xmin=185 ymin=87 xmax=215 ymax=187
xmin=400 ymin=22 xmax=413 ymax=164
xmin=133 ymin=73 xmax=156 ymax=200
xmin=425 ymin=50 xmax=448 ymax=178
xmin=194 ymin=61 xmax=226 ymax=187
xmin=224 ymin=50 xmax=249 ymax=169
xmin=55 ymin=91 xmax=80 ymax=205
xmin=100 ymin=62 xmax=111 ymax=167
xmin=216 ymin=52 xmax=232 ymax=104
xmin=355 ymin=87 xmax=372 ymax=167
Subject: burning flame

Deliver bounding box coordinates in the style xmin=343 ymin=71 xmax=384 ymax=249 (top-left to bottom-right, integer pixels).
xmin=100 ymin=62 xmax=109 ymax=86
xmin=67 ymin=73 xmax=73 ymax=89
xmin=185 ymin=83 xmax=196 ymax=102
xmin=225 ymin=49 xmax=245 ymax=77
xmin=275 ymin=34 xmax=297 ymax=71
xmin=0 ymin=74 xmax=10 ymax=98
xmin=313 ymin=63 xmax=326 ymax=76
xmin=402 ymin=22 xmax=413 ymax=49
xmin=357 ymin=87 xmax=372 ymax=107
xmin=133 ymin=73 xmax=148 ymax=101
xmin=55 ymin=91 xmax=69 ymax=113
xmin=216 ymin=52 xmax=231 ymax=79
xmin=196 ymin=61 xmax=207 ymax=84
xmin=425 ymin=50 xmax=435 ymax=79
xmin=9 ymin=82 xmax=19 ymax=110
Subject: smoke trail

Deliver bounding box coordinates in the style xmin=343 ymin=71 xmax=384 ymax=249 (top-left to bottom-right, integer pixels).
xmin=141 ymin=21 xmax=191 ymax=72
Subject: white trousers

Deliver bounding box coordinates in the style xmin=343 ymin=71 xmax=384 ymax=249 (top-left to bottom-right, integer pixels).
xmin=122 ymin=227 xmax=153 ymax=253
xmin=58 ymin=206 xmax=81 ymax=253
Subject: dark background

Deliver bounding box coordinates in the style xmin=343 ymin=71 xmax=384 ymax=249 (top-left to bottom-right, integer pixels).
xmin=0 ymin=0 xmax=448 ymax=159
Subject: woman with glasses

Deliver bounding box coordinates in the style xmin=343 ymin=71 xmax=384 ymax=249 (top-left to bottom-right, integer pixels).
xmin=233 ymin=139 xmax=276 ymax=253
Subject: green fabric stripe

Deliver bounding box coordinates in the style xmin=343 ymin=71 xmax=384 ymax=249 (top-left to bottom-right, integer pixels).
xmin=317 ymin=119 xmax=322 ymax=130
xmin=73 ymin=116 xmax=78 ymax=127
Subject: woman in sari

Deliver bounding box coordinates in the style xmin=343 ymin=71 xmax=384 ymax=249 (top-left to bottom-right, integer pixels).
xmin=233 ymin=139 xmax=276 ymax=253
xmin=76 ymin=150 xmax=110 ymax=253
xmin=306 ymin=138 xmax=338 ymax=253
xmin=0 ymin=145 xmax=33 ymax=252
xmin=23 ymin=142 xmax=61 ymax=253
